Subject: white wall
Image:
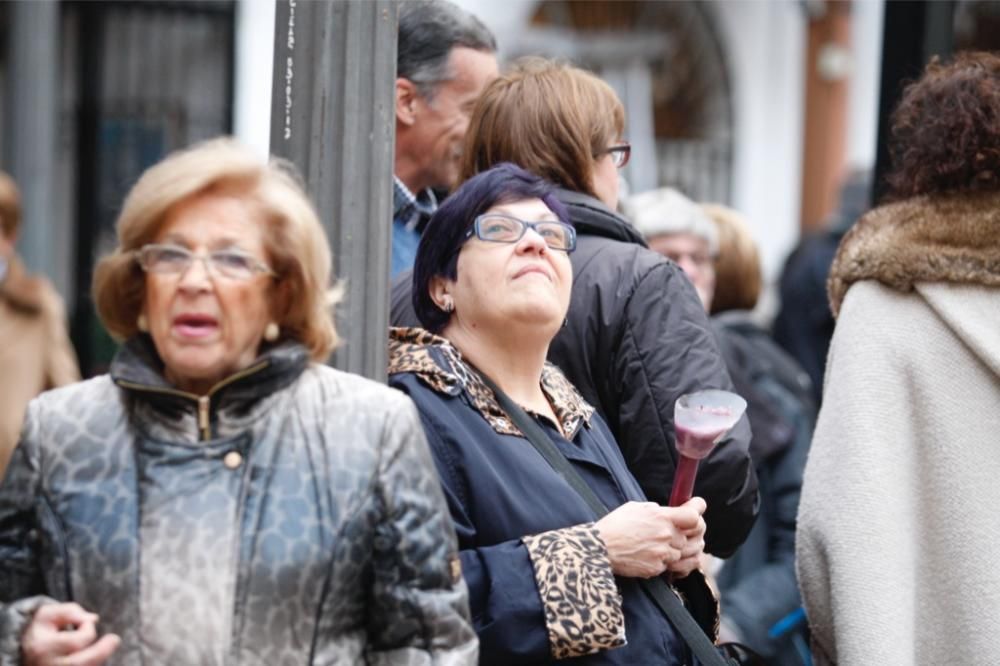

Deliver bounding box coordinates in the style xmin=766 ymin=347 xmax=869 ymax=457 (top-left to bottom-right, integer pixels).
xmin=233 ymin=0 xmax=275 ymax=158
xmin=451 ymin=0 xmax=537 ymax=58
xmin=709 ymin=0 xmax=806 ymax=284
xmin=227 ymin=0 xmax=884 ymax=303
xmin=846 ymin=0 xmax=884 ymax=171
xmin=457 ymin=0 xmax=808 ymax=283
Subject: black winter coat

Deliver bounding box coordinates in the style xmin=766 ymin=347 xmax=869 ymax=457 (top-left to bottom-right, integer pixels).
xmin=391 ymin=189 xmax=758 ymax=557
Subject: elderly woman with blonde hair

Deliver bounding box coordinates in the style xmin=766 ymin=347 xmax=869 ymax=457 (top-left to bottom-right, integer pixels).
xmin=0 ymin=139 xmax=475 ymax=665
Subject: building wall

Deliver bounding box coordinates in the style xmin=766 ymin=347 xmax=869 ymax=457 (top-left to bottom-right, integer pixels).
xmin=234 ymin=0 xmax=275 ymax=158
xmin=846 ymin=0 xmax=883 ymax=171
xmin=708 ymin=0 xmax=806 ymax=283
xmin=454 ymin=0 xmax=806 ymax=282
xmin=232 ymin=0 xmax=883 ymax=287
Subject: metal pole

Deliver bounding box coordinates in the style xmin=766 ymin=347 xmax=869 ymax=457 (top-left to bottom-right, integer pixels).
xmin=269 ymin=0 xmax=398 ymax=381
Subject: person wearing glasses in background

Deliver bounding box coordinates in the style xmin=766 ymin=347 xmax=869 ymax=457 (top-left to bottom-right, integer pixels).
xmin=389 ymin=163 xmax=714 ymax=664
xmin=0 ymin=139 xmax=475 ymax=665
xmin=625 ymin=187 xmax=815 ymax=664
xmin=391 ymin=58 xmax=758 ymax=560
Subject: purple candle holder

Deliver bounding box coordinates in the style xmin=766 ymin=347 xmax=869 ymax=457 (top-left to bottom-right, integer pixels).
xmin=668 ymin=390 xmax=747 ymax=507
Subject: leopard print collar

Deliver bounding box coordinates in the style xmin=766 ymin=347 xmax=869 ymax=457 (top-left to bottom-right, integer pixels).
xmin=388 ymin=326 xmax=594 ymax=439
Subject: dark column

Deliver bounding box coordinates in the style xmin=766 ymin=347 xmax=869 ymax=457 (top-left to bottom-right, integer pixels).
xmin=872 ymin=0 xmax=954 ymax=203
xmin=270 ymin=0 xmax=397 ymax=381
xmin=71 ymin=2 xmax=105 ymax=376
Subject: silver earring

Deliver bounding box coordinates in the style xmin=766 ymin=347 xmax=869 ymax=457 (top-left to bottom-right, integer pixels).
xmin=443 ymin=301 xmax=454 ymax=313
xmin=264 ymin=322 xmax=280 ymax=342
xmin=137 ymin=313 xmax=149 ymax=332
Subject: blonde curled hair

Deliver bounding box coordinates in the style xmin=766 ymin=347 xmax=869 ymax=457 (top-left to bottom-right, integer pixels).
xmin=92 ymin=137 xmax=340 ymax=361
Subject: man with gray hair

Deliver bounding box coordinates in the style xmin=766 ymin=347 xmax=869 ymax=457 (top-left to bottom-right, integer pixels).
xmin=392 ymin=0 xmax=498 ymax=276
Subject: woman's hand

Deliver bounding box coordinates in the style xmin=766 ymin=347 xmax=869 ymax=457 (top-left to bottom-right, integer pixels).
xmin=667 ymin=497 xmax=708 ymax=578
xmin=21 ymin=602 xmax=121 ymax=666
xmin=595 ymin=498 xmax=707 ymax=579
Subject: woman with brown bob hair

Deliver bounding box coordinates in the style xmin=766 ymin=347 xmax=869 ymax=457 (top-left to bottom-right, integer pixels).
xmin=396 ymin=57 xmax=757 ymax=558
xmin=797 ymin=52 xmax=1000 ymax=664
xmin=706 ymin=205 xmax=762 ymax=316
xmin=0 ymin=138 xmax=475 ymax=665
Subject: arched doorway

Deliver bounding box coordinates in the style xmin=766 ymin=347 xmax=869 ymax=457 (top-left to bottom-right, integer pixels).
xmin=505 ymin=0 xmax=734 ymax=203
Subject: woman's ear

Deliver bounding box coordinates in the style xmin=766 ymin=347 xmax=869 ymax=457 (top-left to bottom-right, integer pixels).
xmin=428 ymin=275 xmax=454 ymax=313
xmin=136 ymin=293 xmax=149 ymax=332
xmin=270 ymin=279 xmax=293 ymax=325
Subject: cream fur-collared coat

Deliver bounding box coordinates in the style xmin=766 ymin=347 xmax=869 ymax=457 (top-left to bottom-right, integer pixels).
xmin=796 ymin=192 xmax=1000 ymax=665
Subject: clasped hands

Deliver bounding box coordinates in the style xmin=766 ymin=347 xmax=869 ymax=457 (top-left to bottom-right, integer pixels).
xmin=595 ymin=497 xmax=707 ymax=579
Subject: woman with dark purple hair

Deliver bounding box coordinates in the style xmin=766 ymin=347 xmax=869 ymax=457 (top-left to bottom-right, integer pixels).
xmin=388 ymin=163 xmax=718 ymax=664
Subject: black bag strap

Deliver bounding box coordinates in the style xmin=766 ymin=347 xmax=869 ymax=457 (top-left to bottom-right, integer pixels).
xmin=474 ymin=370 xmax=733 ymax=666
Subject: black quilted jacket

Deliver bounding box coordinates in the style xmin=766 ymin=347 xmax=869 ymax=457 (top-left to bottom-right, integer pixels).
xmin=546 ymin=189 xmax=758 ymax=556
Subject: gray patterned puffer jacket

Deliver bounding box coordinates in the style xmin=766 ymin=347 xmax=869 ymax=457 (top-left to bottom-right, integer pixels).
xmin=0 ymin=336 xmax=476 ymax=665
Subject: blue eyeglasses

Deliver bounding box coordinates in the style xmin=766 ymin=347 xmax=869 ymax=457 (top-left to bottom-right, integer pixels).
xmin=464 ymin=213 xmax=577 ymax=252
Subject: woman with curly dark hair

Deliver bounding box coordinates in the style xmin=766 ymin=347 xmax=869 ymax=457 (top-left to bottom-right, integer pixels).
xmin=796 ymin=51 xmax=1000 ymax=665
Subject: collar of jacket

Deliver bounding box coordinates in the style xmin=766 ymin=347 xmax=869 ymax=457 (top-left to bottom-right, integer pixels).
xmin=110 ymin=334 xmax=309 ymax=439
xmin=388 ymin=326 xmax=594 ymax=440
xmin=553 ymin=188 xmax=648 ymax=247
xmin=0 ymin=253 xmax=46 ymax=314
xmin=828 ymin=190 xmax=1000 ymax=317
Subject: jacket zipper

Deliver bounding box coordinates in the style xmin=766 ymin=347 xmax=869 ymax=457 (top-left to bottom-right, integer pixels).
xmin=198 ymin=396 xmax=211 ymax=441
xmin=116 ymin=360 xmax=270 ymax=442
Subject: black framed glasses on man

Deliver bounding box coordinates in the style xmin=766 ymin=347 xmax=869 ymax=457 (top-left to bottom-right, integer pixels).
xmin=465 ymin=213 xmax=577 ymax=252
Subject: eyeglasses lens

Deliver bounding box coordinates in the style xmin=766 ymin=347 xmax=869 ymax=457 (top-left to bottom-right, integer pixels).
xmin=477 ymin=216 xmax=573 ymax=251
xmin=139 ymin=245 xmax=263 ymax=280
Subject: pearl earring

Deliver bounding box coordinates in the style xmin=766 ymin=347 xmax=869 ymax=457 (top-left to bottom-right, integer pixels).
xmin=137 ymin=313 xmax=149 ymax=332
xmin=264 ymin=322 xmax=280 ymax=342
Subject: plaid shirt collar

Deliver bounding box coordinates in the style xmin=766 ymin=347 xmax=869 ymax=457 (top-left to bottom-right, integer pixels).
xmin=393 ymin=176 xmax=438 ymax=231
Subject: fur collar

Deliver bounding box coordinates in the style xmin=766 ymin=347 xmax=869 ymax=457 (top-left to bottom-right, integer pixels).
xmin=828 ymin=191 xmax=1000 ymax=317
xmin=388 ymin=326 xmax=594 ymax=440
